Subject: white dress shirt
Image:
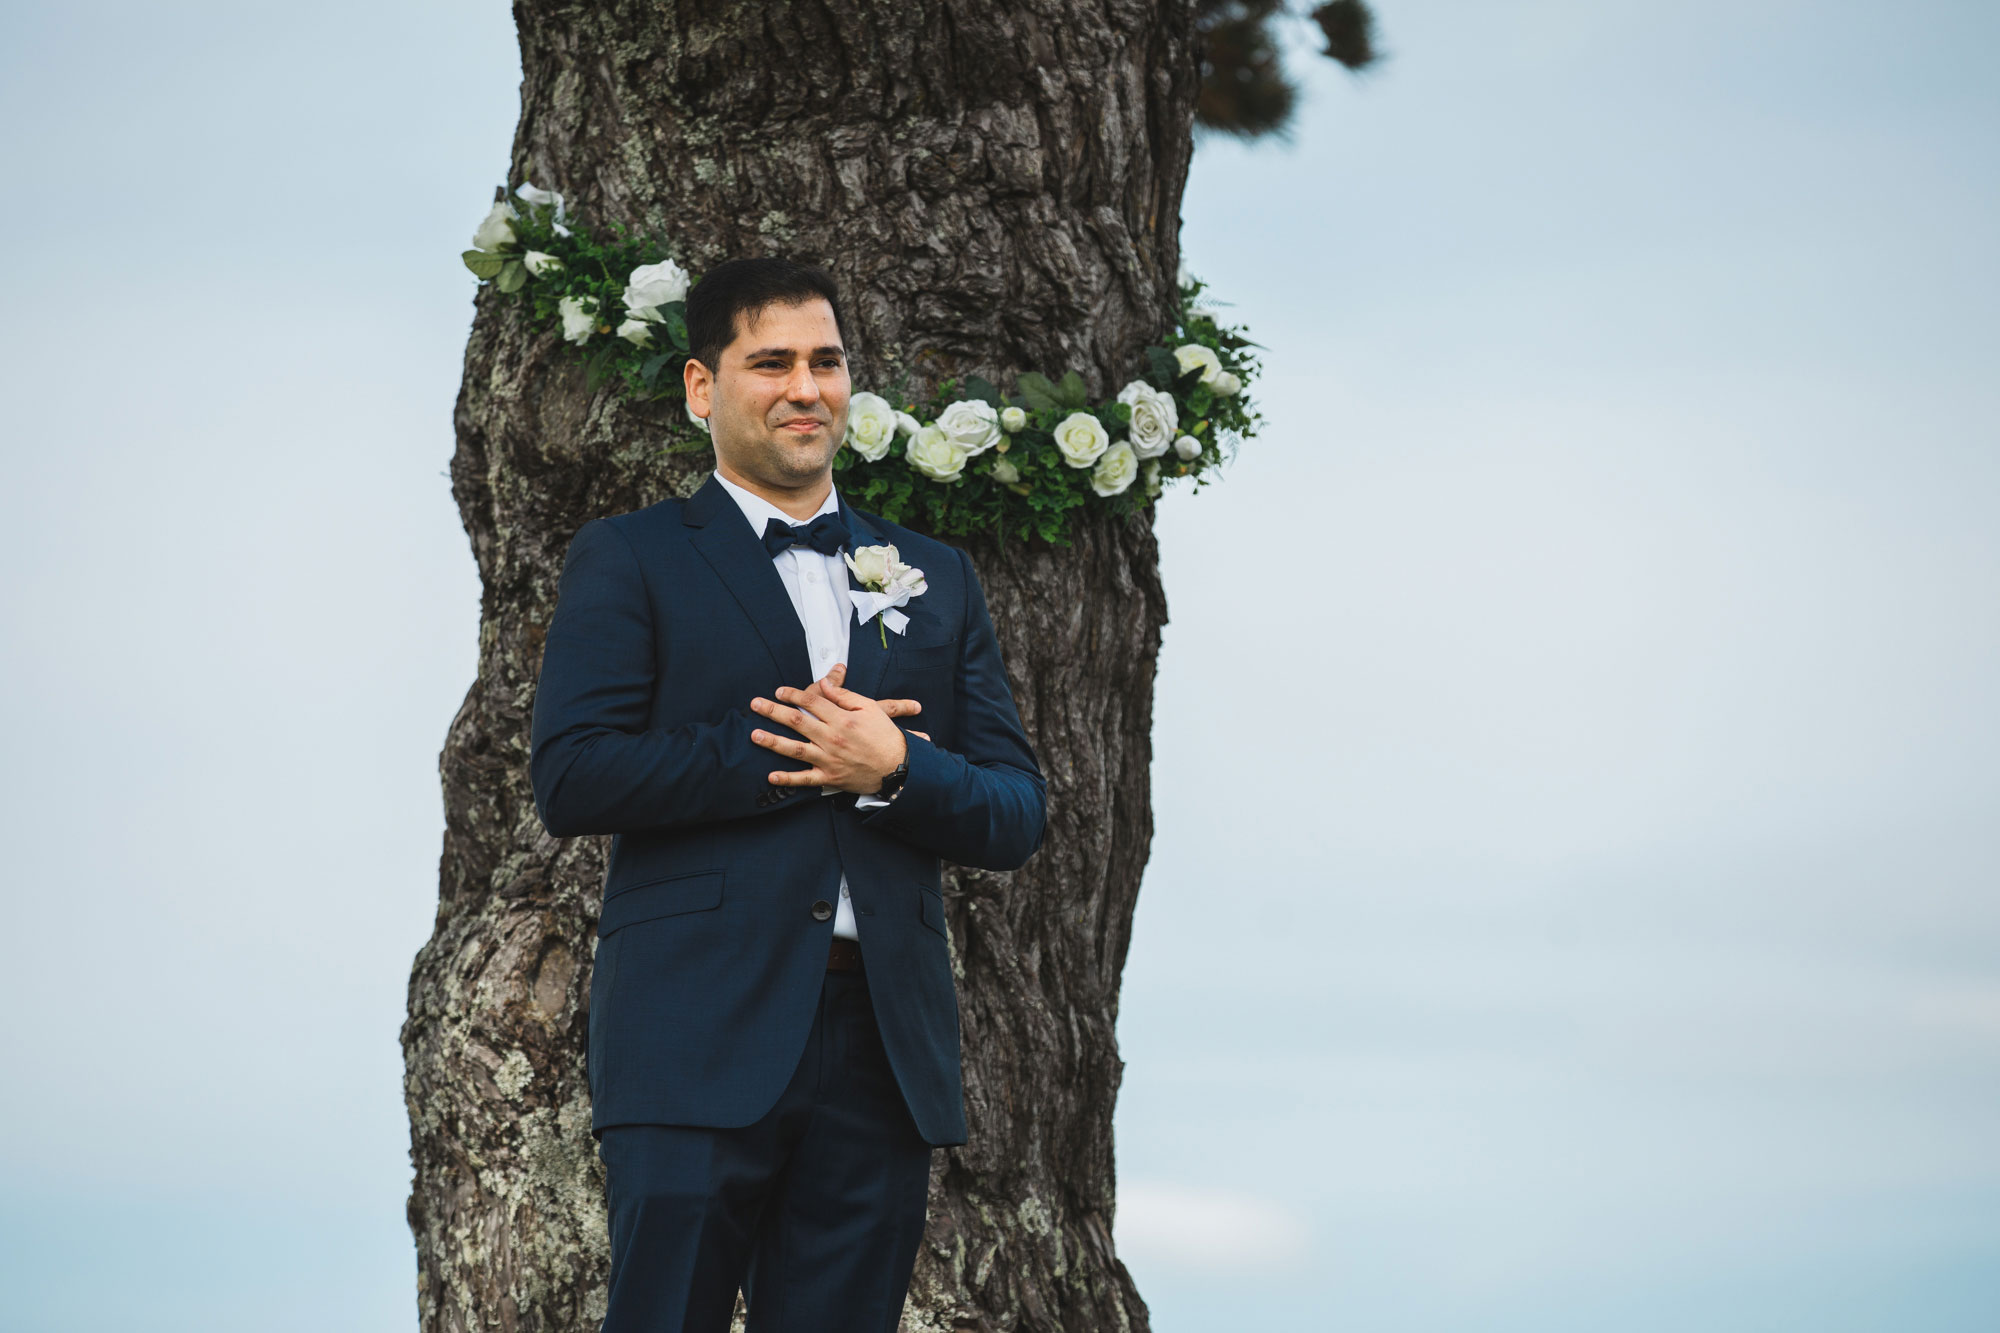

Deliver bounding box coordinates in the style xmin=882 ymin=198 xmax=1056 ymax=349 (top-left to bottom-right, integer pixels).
xmin=713 ymin=472 xmax=885 ymax=941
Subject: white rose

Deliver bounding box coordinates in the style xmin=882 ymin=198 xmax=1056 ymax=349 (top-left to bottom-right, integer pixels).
xmin=617 ymin=317 xmax=653 ymax=347
xmin=1052 ymin=411 xmax=1109 ymax=469
xmin=893 ymin=410 xmax=922 ymax=437
xmin=1144 ymin=461 xmax=1163 ymax=497
xmin=622 ymin=258 xmax=691 ymax=319
xmin=1173 ymin=342 xmax=1224 ymax=386
xmin=883 ymin=559 xmax=927 ymax=599
xmin=514 ymin=182 xmax=563 ymax=212
xmin=1211 ymin=370 xmax=1243 ymax=397
xmin=1000 ymin=405 xmax=1028 ymax=433
xmin=558 ymin=295 xmax=595 ymax=344
xmin=1090 ymin=442 xmax=1139 ymax=497
xmin=523 ymin=250 xmax=563 ymax=277
xmin=1116 ymin=379 xmax=1179 ymax=459
xmin=845 ymin=391 xmax=898 ymax=462
xmin=846 ymin=543 xmax=894 ymax=588
xmin=990 ymin=457 xmax=1021 ymax=484
xmin=1173 ymin=435 xmax=1201 ymax=460
xmin=905 ymin=424 xmax=970 ymax=483
xmin=471 ymin=201 xmax=517 ymax=253
xmin=936 ymin=399 xmax=1002 ymax=456
xmin=685 ymin=398 xmax=709 ymax=433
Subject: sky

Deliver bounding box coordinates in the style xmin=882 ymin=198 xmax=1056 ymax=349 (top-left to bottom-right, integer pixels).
xmin=2 ymin=2 xmax=1996 ymax=1330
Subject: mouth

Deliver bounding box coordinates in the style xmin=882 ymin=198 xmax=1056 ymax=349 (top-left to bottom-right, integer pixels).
xmin=777 ymin=418 xmax=827 ymax=435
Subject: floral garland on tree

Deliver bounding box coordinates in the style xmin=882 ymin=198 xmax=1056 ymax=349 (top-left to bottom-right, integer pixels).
xmin=464 ymin=184 xmax=1261 ymax=542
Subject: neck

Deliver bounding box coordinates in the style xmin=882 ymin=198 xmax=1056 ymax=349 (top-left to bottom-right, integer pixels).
xmin=714 ymin=461 xmax=833 ymax=521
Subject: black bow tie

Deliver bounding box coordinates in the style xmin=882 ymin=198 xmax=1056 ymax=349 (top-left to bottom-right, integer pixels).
xmin=762 ymin=512 xmax=851 ymax=558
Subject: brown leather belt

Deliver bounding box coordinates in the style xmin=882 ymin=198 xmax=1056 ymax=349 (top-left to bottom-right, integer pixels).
xmin=827 ymin=937 xmax=864 ymax=972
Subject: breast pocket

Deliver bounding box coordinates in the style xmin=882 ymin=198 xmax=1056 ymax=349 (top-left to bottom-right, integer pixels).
xmin=893 ymin=636 xmax=958 ymax=674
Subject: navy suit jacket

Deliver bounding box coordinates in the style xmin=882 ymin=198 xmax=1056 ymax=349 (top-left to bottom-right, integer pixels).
xmin=528 ymin=474 xmax=1046 ymax=1146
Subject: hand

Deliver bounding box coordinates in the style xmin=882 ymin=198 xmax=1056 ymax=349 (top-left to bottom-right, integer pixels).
xmin=751 ymin=668 xmax=913 ymax=793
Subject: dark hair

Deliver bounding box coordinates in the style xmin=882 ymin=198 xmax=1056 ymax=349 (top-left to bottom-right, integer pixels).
xmin=684 ymin=257 xmax=851 ymax=371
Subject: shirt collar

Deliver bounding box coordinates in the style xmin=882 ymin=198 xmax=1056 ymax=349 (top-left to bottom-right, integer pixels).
xmin=712 ymin=472 xmax=840 ymax=542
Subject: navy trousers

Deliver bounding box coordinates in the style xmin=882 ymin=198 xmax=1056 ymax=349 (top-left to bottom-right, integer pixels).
xmin=596 ymin=969 xmax=935 ymax=1333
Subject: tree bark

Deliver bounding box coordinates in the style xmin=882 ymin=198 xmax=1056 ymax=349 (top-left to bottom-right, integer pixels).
xmin=401 ymin=3 xmax=1198 ymax=1329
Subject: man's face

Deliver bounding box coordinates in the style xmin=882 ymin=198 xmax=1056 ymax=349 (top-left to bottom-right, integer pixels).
xmin=686 ymin=298 xmax=849 ymax=493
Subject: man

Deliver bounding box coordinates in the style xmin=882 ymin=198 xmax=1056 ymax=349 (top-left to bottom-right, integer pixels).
xmin=528 ymin=257 xmax=1047 ymax=1332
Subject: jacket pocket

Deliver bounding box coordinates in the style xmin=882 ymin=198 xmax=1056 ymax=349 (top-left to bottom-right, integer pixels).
xmin=895 ymin=636 xmax=959 ymax=672
xmin=598 ymin=870 xmax=726 ymax=937
xmin=918 ymin=885 xmax=947 ymax=937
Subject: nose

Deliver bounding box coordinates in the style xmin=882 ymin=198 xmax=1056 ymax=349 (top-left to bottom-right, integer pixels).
xmin=784 ymin=358 xmax=821 ymax=405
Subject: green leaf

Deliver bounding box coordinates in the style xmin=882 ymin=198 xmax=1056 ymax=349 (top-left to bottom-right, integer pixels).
xmin=963 ymin=376 xmax=1003 ymax=408
xmin=495 ymin=260 xmax=528 ymax=293
xmin=639 ymin=352 xmax=676 ymax=386
xmin=1015 ymin=372 xmax=1062 ymax=415
xmin=584 ymin=342 xmax=618 ymax=390
xmin=1055 ymin=370 xmax=1088 ymax=410
xmin=462 ymin=249 xmax=506 ymax=280
xmin=1146 ymin=346 xmax=1180 ymax=387
xmin=660 ymin=302 xmax=689 ymax=351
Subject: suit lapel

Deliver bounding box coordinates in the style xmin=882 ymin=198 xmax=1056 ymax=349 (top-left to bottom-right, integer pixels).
xmin=838 ymin=496 xmax=891 ymax=702
xmin=683 ymin=474 xmax=814 ymax=684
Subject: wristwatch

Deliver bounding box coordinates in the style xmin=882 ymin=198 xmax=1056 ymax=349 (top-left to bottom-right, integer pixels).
xmin=876 ymin=758 xmax=910 ymax=801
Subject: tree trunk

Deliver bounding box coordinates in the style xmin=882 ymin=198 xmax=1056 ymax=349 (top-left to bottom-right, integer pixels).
xmin=401 ymin=3 xmax=1198 ymax=1329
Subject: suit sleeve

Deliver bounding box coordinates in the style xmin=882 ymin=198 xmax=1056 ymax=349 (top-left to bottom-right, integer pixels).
xmin=857 ymin=545 xmax=1048 ymax=870
xmin=528 ymin=518 xmax=809 ymax=837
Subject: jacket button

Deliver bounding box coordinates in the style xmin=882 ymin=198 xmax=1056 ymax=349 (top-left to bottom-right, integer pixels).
xmin=810 ymin=900 xmax=833 ymax=922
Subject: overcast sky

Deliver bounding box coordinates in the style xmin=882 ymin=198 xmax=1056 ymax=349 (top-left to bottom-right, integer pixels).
xmin=2 ymin=2 xmax=1996 ymax=1330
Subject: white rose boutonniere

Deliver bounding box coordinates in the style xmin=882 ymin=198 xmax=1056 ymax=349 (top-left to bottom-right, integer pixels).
xmin=906 ymin=424 xmax=971 ymax=483
xmin=1052 ymin=411 xmax=1110 ymax=469
xmin=1116 ymin=379 xmax=1179 ymax=459
xmin=845 ymin=391 xmax=899 ymax=462
xmin=846 ymin=543 xmax=928 ymax=645
xmin=558 ymin=295 xmax=596 ymax=345
xmin=621 ymin=258 xmax=691 ymax=321
xmin=935 ymin=399 xmax=1002 ymax=456
xmin=1090 ymin=442 xmax=1139 ymax=497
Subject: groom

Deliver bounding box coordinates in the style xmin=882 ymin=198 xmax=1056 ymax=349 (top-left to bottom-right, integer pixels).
xmin=528 ymin=257 xmax=1047 ymax=1331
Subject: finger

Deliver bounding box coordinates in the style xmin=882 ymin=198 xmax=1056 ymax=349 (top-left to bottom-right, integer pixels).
xmin=750 ymin=696 xmax=826 ymax=738
xmin=908 ymin=729 xmax=931 ymax=740
xmin=824 ymin=662 xmax=846 ymax=687
xmin=767 ymin=767 xmax=832 ymax=786
xmin=815 ymin=673 xmax=869 ymax=711
xmin=749 ymin=729 xmax=820 ymax=761
xmin=878 ymin=698 xmax=924 ymax=719
xmin=771 ymin=686 xmax=835 ymax=729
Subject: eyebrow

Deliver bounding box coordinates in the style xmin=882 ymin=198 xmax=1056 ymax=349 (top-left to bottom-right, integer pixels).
xmin=742 ymin=345 xmax=845 ymax=361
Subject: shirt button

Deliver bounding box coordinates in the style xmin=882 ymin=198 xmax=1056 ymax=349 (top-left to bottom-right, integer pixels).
xmin=805 ymin=569 xmax=821 ymax=583
xmin=810 ymin=900 xmax=834 ymax=922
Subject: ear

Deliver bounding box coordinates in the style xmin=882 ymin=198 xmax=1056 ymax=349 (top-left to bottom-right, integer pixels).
xmin=683 ymin=357 xmax=714 ymax=420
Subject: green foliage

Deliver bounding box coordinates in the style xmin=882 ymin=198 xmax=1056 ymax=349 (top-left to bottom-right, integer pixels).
xmin=464 ymin=188 xmax=1264 ymax=544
